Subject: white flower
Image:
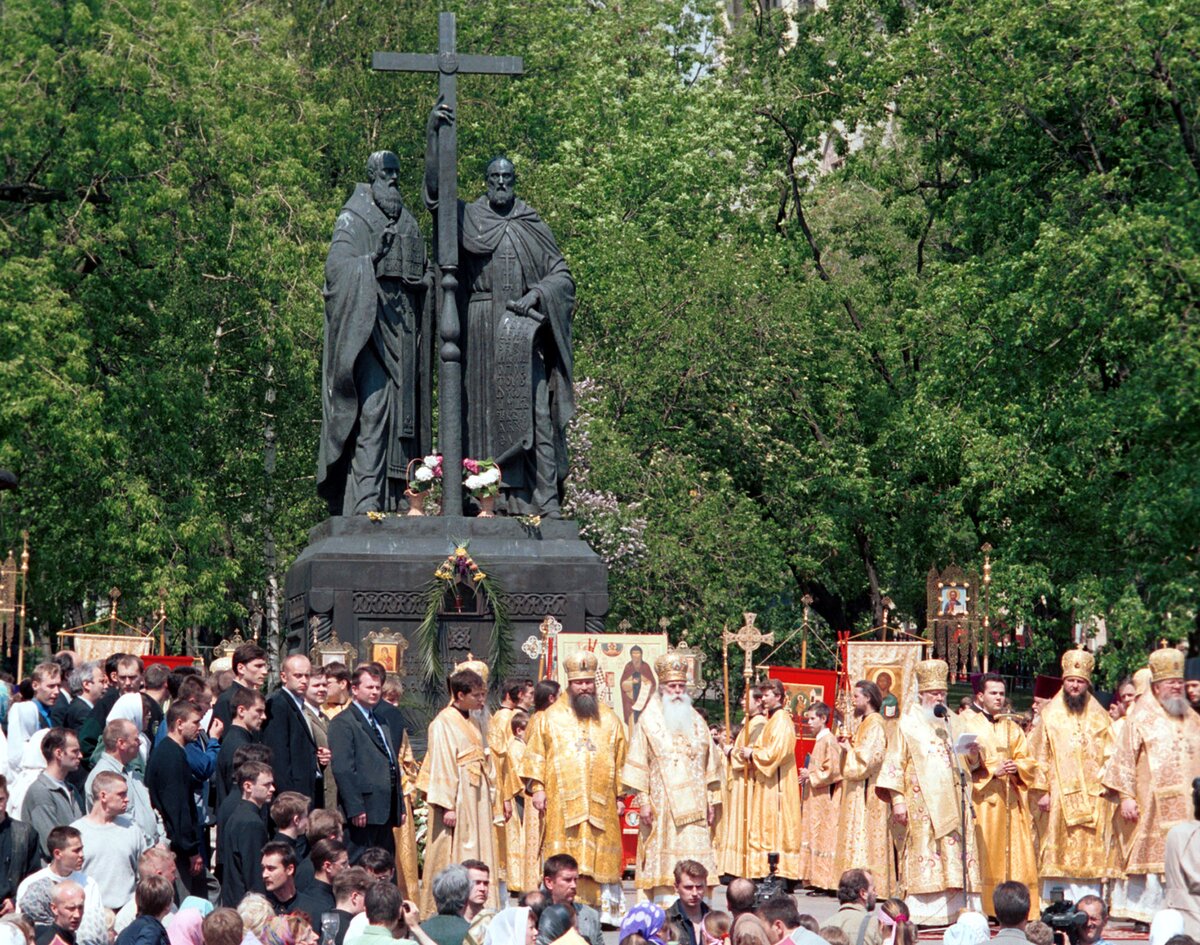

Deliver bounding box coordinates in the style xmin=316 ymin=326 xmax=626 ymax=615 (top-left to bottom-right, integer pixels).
xmin=464 ymin=474 xmax=484 ymax=491
xmin=414 ymin=466 xmax=434 ymax=483
xmin=482 ymin=467 xmax=502 ymax=485
xmin=423 ymin=454 xmax=440 ymax=467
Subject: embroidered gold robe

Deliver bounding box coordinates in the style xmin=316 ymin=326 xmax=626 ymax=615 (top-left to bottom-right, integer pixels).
xmin=518 ymin=698 xmax=627 ymax=895
xmin=487 ymin=706 xmax=517 ymax=885
xmin=416 ymin=706 xmax=500 ymax=917
xmin=746 ymin=708 xmax=803 ymax=880
xmin=1102 ymin=692 xmax=1200 ymax=877
xmin=877 ymin=707 xmax=982 ymax=924
xmin=800 ymin=728 xmax=843 ymax=890
xmin=394 ymin=730 xmax=422 ymax=901
xmin=716 ymin=715 xmax=766 ymax=877
xmin=621 ymin=697 xmax=721 ymax=893
xmin=956 ymin=706 xmax=1040 ymax=918
xmin=835 ymin=712 xmax=895 ymax=894
xmin=1031 ymin=693 xmax=1115 ymax=885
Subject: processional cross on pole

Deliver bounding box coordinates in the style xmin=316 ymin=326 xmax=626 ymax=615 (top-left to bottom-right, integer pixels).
xmin=723 ymin=612 xmax=773 ymax=714
xmin=372 ymin=14 xmax=523 ymax=516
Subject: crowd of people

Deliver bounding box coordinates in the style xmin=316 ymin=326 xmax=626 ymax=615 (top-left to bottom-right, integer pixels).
xmin=0 ymin=640 xmax=1192 ymax=945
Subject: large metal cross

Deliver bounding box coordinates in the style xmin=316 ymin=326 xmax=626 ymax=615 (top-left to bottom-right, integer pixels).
xmin=372 ymin=13 xmax=523 ymax=515
xmin=723 ymin=612 xmax=774 ymax=682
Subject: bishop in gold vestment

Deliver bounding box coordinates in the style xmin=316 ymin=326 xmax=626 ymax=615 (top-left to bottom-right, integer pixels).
xmin=877 ymin=659 xmax=982 ymax=926
xmin=835 ymin=683 xmax=894 ymax=895
xmin=520 ymin=651 xmax=627 ymax=910
xmin=1103 ymin=647 xmax=1200 ymax=923
xmin=957 ymin=675 xmax=1040 ymax=919
xmin=621 ymin=655 xmax=721 ymax=903
xmin=744 ymin=679 xmax=803 ymax=880
xmin=798 ymin=703 xmax=842 ymax=890
xmin=715 ymin=688 xmax=766 ymax=879
xmin=416 ymin=669 xmax=500 ymax=917
xmin=1030 ymin=649 xmax=1115 ymax=904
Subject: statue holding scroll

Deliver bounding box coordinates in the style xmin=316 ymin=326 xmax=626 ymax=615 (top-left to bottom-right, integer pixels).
xmin=426 ymin=105 xmax=576 ymax=517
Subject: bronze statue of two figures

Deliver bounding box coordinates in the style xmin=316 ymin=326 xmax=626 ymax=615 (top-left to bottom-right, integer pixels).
xmin=316 ymin=105 xmax=575 ymax=520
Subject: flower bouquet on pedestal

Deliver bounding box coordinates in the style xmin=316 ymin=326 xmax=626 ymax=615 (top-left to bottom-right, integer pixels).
xmin=404 ymin=454 xmax=443 ymax=516
xmin=462 ymin=458 xmax=502 ymax=517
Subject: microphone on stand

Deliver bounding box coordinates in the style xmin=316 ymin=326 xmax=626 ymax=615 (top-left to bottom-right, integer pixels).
xmin=933 ymin=703 xmax=949 ymax=719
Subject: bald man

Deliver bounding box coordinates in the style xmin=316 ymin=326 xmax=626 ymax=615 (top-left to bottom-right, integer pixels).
xmin=36 ymin=880 xmax=84 ymax=945
xmin=263 ymin=655 xmax=321 ymax=798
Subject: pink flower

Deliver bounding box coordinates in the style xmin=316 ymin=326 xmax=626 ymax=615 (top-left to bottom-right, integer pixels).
xmin=463 ymin=458 xmax=480 ymax=474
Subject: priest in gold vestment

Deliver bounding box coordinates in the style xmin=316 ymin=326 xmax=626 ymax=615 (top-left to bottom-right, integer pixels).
xmin=1030 ymin=648 xmax=1115 ymax=905
xmin=621 ymin=653 xmax=721 ymax=904
xmin=835 ymin=680 xmax=894 ymax=895
xmin=877 ymin=658 xmax=983 ymax=926
xmin=487 ymin=678 xmax=532 ymax=895
xmin=415 ymin=666 xmax=501 ymax=917
xmin=716 ymin=686 xmax=765 ymax=879
xmin=395 ymin=728 xmax=422 ymax=901
xmin=957 ymin=672 xmax=1039 ymax=919
xmin=520 ymin=650 xmax=628 ymax=915
xmin=741 ymin=677 xmax=803 ymax=881
xmin=1103 ymin=646 xmax=1200 ymax=923
xmin=503 ymin=711 xmax=531 ymax=892
xmin=798 ymin=701 xmax=842 ymax=890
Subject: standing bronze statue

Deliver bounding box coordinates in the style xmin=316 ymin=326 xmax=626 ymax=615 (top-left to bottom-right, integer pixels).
xmin=318 ymin=151 xmax=433 ymax=516
xmin=426 ymin=104 xmax=576 ymax=517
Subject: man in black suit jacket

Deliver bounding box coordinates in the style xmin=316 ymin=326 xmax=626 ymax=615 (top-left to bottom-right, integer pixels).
xmin=262 ymin=655 xmax=319 ymax=799
xmin=212 ymin=642 xmax=268 ymax=730
xmin=62 ymin=662 xmax=107 ymax=733
xmin=217 ymin=760 xmax=274 ymax=906
xmin=214 ymin=687 xmax=266 ymax=811
xmin=0 ymin=776 xmax=38 ymax=912
xmin=327 ymin=666 xmax=403 ymax=858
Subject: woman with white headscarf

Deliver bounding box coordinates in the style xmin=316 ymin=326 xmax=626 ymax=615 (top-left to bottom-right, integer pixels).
xmin=108 ymin=692 xmax=150 ymax=764
xmin=941 ymin=912 xmax=990 ymax=945
xmin=7 ymin=729 xmax=47 ymax=819
xmin=483 ymin=908 xmax=535 ymax=945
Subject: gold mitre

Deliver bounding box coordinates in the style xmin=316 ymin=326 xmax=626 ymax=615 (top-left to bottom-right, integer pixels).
xmin=916 ymin=658 xmax=950 ymax=693
xmin=209 ymin=656 xmax=233 ymax=675
xmin=655 ymin=652 xmax=689 ymax=685
xmin=453 ymin=652 xmax=489 ymax=685
xmin=1149 ymin=645 xmax=1184 ymax=683
xmin=1133 ymin=666 xmax=1152 ymax=696
xmin=1060 ymin=647 xmax=1094 ymax=682
xmin=564 ymin=650 xmax=598 ymax=681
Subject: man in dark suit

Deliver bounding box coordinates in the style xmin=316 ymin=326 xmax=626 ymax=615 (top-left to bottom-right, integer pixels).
xmin=212 ymin=642 xmax=268 ymax=730
xmin=262 ymin=655 xmax=319 ymax=799
xmin=217 ymin=761 xmax=274 ymax=906
xmin=0 ymin=775 xmax=38 ymax=913
xmin=145 ymin=701 xmax=206 ymax=897
xmin=63 ymin=662 xmax=107 ymax=733
xmin=328 ymin=666 xmax=403 ymax=858
xmin=214 ymin=687 xmax=266 ymax=812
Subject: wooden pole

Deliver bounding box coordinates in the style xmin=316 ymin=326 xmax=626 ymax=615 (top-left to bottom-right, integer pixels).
xmin=722 ymin=625 xmax=731 ymax=738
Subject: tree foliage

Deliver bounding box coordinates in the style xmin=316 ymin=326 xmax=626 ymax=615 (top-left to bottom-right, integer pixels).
xmin=1 ymin=0 xmax=1196 ymax=683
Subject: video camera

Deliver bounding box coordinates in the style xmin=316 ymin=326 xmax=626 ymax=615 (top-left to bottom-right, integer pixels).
xmin=753 ymin=852 xmax=788 ymax=906
xmin=1041 ymin=888 xmax=1089 ymax=945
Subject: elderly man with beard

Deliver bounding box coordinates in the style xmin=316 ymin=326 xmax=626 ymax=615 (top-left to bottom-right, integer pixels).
xmin=1103 ymin=645 xmax=1200 ymax=924
xmin=318 ymin=149 xmax=432 ymax=516
xmin=877 ymin=658 xmax=983 ymax=925
xmin=1028 ymin=648 xmax=1116 ymax=905
xmin=416 ymin=661 xmax=500 ymax=918
xmin=621 ymin=654 xmax=721 ymax=904
xmin=520 ymin=651 xmax=627 ymax=919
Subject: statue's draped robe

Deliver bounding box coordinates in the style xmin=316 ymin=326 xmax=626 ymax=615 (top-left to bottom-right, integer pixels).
xmin=1030 ymin=693 xmax=1115 ymax=902
xmin=620 ymin=662 xmax=656 ymax=728
xmin=450 ymin=197 xmax=575 ymax=515
xmin=877 ymin=707 xmax=982 ymax=926
xmin=716 ymin=716 xmax=766 ymax=877
xmin=318 ymin=184 xmax=430 ymax=514
xmin=519 ymin=699 xmax=627 ymax=904
xmin=416 ymin=706 xmax=500 ymax=917
xmin=395 ymin=730 xmax=421 ymax=902
xmin=621 ymin=698 xmax=721 ymax=898
xmin=487 ymin=706 xmax=516 ymax=886
xmin=800 ymin=727 xmax=843 ymax=890
xmin=956 ymin=706 xmax=1040 ymax=918
xmin=746 ymin=708 xmax=803 ymax=880
xmin=503 ymin=734 xmax=530 ymax=892
xmin=836 ymin=712 xmax=895 ymax=894
xmin=1102 ymin=693 xmax=1200 ymax=922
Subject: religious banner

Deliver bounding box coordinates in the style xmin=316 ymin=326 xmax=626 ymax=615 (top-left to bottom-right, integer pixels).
xmin=842 ymin=640 xmax=928 ymax=734
xmin=764 ymin=665 xmax=838 ymax=772
xmin=554 ymin=632 xmax=669 ymax=738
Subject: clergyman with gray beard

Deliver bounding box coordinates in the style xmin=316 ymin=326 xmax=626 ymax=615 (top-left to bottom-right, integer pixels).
xmin=317 ymin=149 xmax=433 ymax=516
xmin=619 ymin=654 xmax=722 ymax=902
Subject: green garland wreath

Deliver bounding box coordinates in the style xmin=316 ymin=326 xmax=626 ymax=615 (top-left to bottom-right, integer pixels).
xmin=414 ymin=540 xmax=512 ymax=687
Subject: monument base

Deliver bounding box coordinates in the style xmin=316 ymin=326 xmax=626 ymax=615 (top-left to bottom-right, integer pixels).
xmin=283 ymin=515 xmax=608 ymax=712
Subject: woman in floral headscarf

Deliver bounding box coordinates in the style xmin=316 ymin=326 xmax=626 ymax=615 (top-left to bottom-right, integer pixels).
xmin=619 ymin=904 xmax=667 ymax=945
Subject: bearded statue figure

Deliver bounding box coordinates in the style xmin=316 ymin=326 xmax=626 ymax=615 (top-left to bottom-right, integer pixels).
xmin=318 ymin=150 xmax=433 ymax=516
xmin=620 ymin=654 xmax=722 ymax=905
